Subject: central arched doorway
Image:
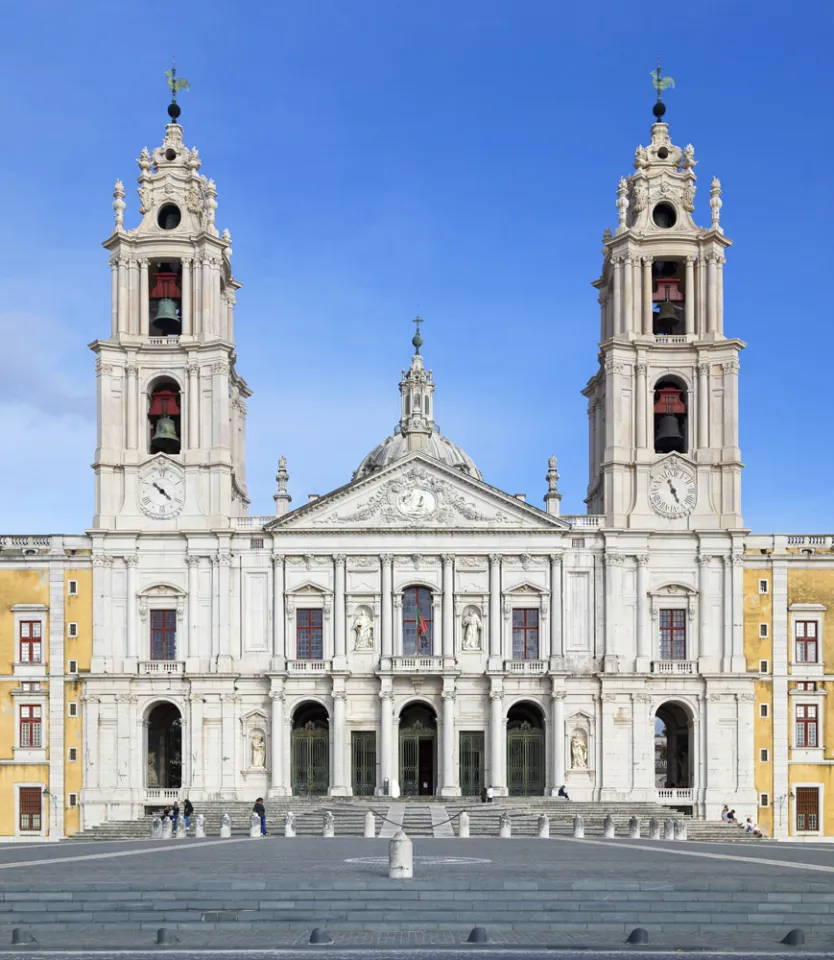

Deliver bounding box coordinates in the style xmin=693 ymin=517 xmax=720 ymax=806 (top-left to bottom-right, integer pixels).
xmin=146 ymin=702 xmax=182 ymax=788
xmin=399 ymin=703 xmax=437 ymax=796
xmin=507 ymin=702 xmax=545 ymax=796
xmin=291 ymin=702 xmax=330 ymax=795
xmin=655 ymin=701 xmax=692 ymax=788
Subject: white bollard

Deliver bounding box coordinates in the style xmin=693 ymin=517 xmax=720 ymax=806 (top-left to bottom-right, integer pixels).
xmin=649 ymin=817 xmax=660 ymax=840
xmin=537 ymin=814 xmax=550 ymax=839
xmin=674 ymin=819 xmax=687 ymax=841
xmin=499 ymin=813 xmax=512 ymax=838
xmin=250 ymin=813 xmax=262 ymax=838
xmin=628 ymin=816 xmax=640 ymax=839
xmin=195 ymin=814 xmax=206 ymax=839
xmin=220 ymin=813 xmax=232 ymax=838
xmin=364 ymin=811 xmax=376 ymax=838
xmin=284 ymin=811 xmax=296 ymax=838
xmin=322 ymin=811 xmax=335 ymax=838
xmin=663 ymin=818 xmax=675 ymax=840
xmin=458 ymin=811 xmax=470 ymax=838
xmin=573 ymin=815 xmax=584 ymax=839
xmin=175 ymin=818 xmax=187 ymax=839
xmin=161 ymin=818 xmax=173 ymax=840
xmin=389 ymin=830 xmax=413 ymax=879
xmin=603 ymin=815 xmax=615 ymax=838
xmin=149 ymin=817 xmax=162 ymax=840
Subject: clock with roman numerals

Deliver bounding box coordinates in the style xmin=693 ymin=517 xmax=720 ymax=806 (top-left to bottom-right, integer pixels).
xmin=649 ymin=461 xmax=696 ymax=518
xmin=138 ymin=462 xmax=185 ymax=519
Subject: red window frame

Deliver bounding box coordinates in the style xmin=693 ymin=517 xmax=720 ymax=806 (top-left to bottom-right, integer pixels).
xmin=296 ymin=608 xmax=324 ymax=660
xmin=150 ymin=609 xmax=177 ymax=661
xmin=795 ymin=621 xmax=818 ymax=663
xmin=512 ymin=608 xmax=540 ymax=660
xmin=19 ymin=621 xmax=42 ymax=664
xmin=796 ymin=786 xmax=819 ymax=832
xmin=402 ymin=587 xmax=433 ymax=656
xmin=20 ymin=705 xmax=42 ymax=748
xmin=795 ymin=704 xmax=818 ymax=748
xmin=19 ymin=787 xmax=42 ymax=832
xmin=659 ymin=609 xmax=687 ymax=660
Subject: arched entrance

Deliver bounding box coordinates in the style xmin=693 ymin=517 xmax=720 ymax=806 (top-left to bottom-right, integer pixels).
xmin=507 ymin=702 xmax=545 ymax=796
xmin=655 ymin=701 xmax=693 ymax=788
xmin=399 ymin=703 xmax=437 ymax=796
xmin=291 ymin=702 xmax=329 ymax=795
xmin=146 ymin=702 xmax=182 ymax=788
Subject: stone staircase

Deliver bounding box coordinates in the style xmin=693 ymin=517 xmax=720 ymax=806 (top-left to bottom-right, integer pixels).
xmin=69 ymin=796 xmax=763 ymax=843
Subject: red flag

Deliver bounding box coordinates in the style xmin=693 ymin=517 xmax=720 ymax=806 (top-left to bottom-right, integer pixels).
xmin=417 ymin=613 xmax=428 ymax=637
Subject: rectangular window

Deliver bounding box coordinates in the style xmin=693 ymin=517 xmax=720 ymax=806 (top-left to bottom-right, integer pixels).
xmin=760 ymin=703 xmax=769 ymax=718
xmin=571 ymin=538 xmax=585 ymax=548
xmin=68 ymin=747 xmax=77 ymax=762
xmin=250 ymin=538 xmax=264 ymax=549
xmin=796 ymin=705 xmax=818 ymax=747
xmin=797 ymin=681 xmax=817 ymax=692
xmin=20 ymin=705 xmax=42 ymax=748
xmin=19 ymin=621 xmax=42 ymax=664
xmin=511 ymin=609 xmax=539 ymax=659
xmin=150 ymin=609 xmax=177 ymax=660
xmin=758 ymin=579 xmax=769 ymax=594
xmin=67 ymin=659 xmax=78 ymax=674
xmin=68 ymin=579 xmax=78 ymax=596
xmin=296 ymin=608 xmax=324 ymax=660
xmin=760 ymin=793 xmax=769 ymax=808
xmin=659 ymin=609 xmax=686 ymax=660
xmin=68 ymin=793 xmax=78 ymax=808
xmin=759 ymin=623 xmax=769 ymax=638
xmin=796 ymin=786 xmax=819 ymax=832
xmin=68 ymin=702 xmax=78 ymax=718
xmin=19 ymin=787 xmax=42 ymax=832
xmin=67 ymin=622 xmax=78 ymax=638
xmin=402 ymin=587 xmax=433 ymax=656
xmin=759 ymin=659 xmax=769 ymax=673
xmin=760 ymin=748 xmax=769 ymax=762
xmin=795 ymin=621 xmax=818 ymax=663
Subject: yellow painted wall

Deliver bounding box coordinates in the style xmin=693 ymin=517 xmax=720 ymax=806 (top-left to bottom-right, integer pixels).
xmin=744 ymin=568 xmax=774 ymax=832
xmin=0 ymin=568 xmax=49 ymax=674
xmin=754 ymin=678 xmax=774 ymax=835
xmin=64 ymin=568 xmax=92 ymax=836
xmin=0 ymin=765 xmax=48 ymax=836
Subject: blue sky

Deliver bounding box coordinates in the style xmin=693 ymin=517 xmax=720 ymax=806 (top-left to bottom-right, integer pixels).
xmin=0 ymin=1 xmax=831 ymax=533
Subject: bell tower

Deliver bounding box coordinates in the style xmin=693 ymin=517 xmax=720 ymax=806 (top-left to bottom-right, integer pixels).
xmin=91 ymin=80 xmax=250 ymax=530
xmin=583 ymin=72 xmax=744 ymax=530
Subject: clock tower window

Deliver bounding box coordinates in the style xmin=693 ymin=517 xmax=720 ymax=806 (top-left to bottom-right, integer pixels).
xmin=651 ymin=259 xmax=686 ymax=336
xmin=148 ymin=378 xmax=182 ymax=455
xmin=149 ymin=261 xmax=183 ymax=337
xmin=653 ymin=376 xmax=688 ymax=455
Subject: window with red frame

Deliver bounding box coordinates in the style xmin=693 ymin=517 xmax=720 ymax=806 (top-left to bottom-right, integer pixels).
xmin=150 ymin=610 xmax=177 ymax=660
xmin=402 ymin=587 xmax=433 ymax=656
xmin=19 ymin=621 xmax=42 ymax=664
xmin=20 ymin=705 xmax=42 ymax=748
xmin=512 ymin=609 xmax=539 ymax=659
xmin=796 ymin=786 xmax=819 ymax=832
xmin=796 ymin=704 xmax=818 ymax=748
xmin=296 ymin=609 xmax=323 ymax=660
xmin=19 ymin=787 xmax=42 ymax=832
xmin=795 ymin=621 xmax=818 ymax=663
xmin=659 ymin=609 xmax=686 ymax=660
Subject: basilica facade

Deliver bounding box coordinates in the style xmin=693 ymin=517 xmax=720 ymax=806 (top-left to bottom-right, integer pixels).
xmin=79 ymin=101 xmax=756 ymax=828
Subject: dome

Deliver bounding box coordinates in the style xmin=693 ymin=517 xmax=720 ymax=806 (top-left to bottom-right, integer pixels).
xmin=353 ymin=425 xmax=482 ymax=482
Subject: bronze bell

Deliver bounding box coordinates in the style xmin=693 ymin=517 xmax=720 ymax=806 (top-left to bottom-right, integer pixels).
xmin=153 ymin=298 xmax=181 ymax=336
xmin=654 ymin=301 xmax=679 ymax=335
xmin=655 ymin=414 xmax=685 ymax=453
xmin=151 ymin=416 xmax=180 ymax=454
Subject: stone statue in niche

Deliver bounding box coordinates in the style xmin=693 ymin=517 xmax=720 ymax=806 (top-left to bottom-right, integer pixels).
xmin=570 ymin=733 xmax=588 ymax=770
xmin=462 ymin=609 xmax=482 ymax=650
xmin=251 ymin=732 xmax=266 ymax=768
xmin=352 ymin=609 xmax=374 ymax=650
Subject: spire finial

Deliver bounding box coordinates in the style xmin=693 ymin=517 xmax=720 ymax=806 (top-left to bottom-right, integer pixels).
xmin=650 ymin=59 xmax=675 ymax=122
xmin=412 ymin=313 xmax=424 ymax=355
xmin=165 ymin=58 xmax=191 ymax=124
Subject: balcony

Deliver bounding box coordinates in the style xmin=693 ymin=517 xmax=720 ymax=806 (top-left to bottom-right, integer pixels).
xmin=390 ymin=656 xmax=443 ymax=674
xmin=287 ymin=659 xmax=331 ymax=674
xmin=562 ymin=515 xmax=602 ymax=527
xmin=651 ymin=660 xmax=695 ymax=675
xmin=139 ymin=660 xmax=185 ymax=675
xmin=654 ymin=335 xmax=688 ymax=345
xmin=145 ymin=788 xmax=182 ymax=803
xmin=657 ymin=788 xmax=694 ymax=804
xmin=504 ymin=659 xmax=548 ymax=675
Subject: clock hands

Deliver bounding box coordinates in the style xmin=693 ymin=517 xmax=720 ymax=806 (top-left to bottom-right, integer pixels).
xmin=667 ymin=479 xmax=680 ymax=504
xmin=152 ymin=481 xmax=172 ymax=501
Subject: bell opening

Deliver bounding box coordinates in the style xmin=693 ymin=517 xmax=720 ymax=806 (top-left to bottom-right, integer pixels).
xmin=651 ymin=261 xmax=686 ymax=336
xmin=157 ymin=203 xmax=182 ymax=230
xmin=653 ymin=377 xmax=687 ymax=455
xmin=149 ymin=261 xmax=183 ymax=337
xmin=148 ymin=379 xmax=182 ymax=455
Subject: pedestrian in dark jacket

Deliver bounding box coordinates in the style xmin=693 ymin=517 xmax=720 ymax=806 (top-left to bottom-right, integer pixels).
xmin=171 ymin=801 xmax=180 ymax=829
xmin=183 ymin=798 xmax=194 ymax=829
xmin=253 ymin=797 xmax=267 ymax=836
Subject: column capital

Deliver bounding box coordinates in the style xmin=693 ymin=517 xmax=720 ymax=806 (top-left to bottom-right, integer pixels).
xmin=636 ymin=553 xmax=650 ymax=566
xmin=185 ymin=554 xmax=202 ymax=567
xmin=442 ymin=690 xmax=457 ymax=702
xmin=125 ymin=364 xmax=138 ymax=379
xmin=722 ymin=360 xmax=740 ymax=374
xmin=381 ymin=554 xmax=394 ymax=566
xmin=697 ymin=362 xmax=710 ymax=376
xmin=635 ymin=362 xmax=648 ymax=376
xmin=551 ymin=690 xmax=566 ymax=701
xmin=697 ymin=553 xmax=713 ymax=566
xmin=379 ymin=689 xmax=395 ymax=702
xmin=731 ymin=553 xmax=745 ymax=566
xmin=181 ymin=255 xmax=193 ymax=267
xmin=549 ymin=552 xmax=563 ymax=566
xmin=441 ymin=554 xmax=454 ymax=568
xmin=604 ymin=552 xmax=624 ymax=567
xmin=271 ymin=553 xmax=284 ymax=567
xmin=124 ymin=554 xmax=139 ymax=567
xmin=488 ymin=553 xmax=502 ymax=566
xmin=489 ymin=690 xmax=504 ymax=702
xmin=137 ymin=256 xmax=149 ymax=268
xmin=642 ymin=254 xmax=654 ymax=266
xmin=332 ymin=690 xmax=348 ymax=702
xmin=333 ymin=554 xmax=346 ymax=567
xmin=187 ymin=362 xmax=200 ymax=377
xmin=686 ymin=255 xmax=698 ymax=266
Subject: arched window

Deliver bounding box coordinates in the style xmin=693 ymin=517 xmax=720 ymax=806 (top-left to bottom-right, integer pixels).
xmin=148 ymin=378 xmax=182 ymax=455
xmin=403 ymin=586 xmax=433 ymax=656
xmin=653 ymin=376 xmax=688 ymax=454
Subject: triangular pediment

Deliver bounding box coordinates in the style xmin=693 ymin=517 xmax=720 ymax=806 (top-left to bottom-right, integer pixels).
xmin=267 ymin=454 xmax=570 ymax=532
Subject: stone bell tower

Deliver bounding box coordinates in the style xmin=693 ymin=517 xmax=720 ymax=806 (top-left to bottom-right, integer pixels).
xmin=91 ymin=83 xmax=250 ymax=530
xmin=583 ymin=74 xmax=744 ymax=530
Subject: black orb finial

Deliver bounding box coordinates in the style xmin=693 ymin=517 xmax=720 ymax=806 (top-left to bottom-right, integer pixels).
xmin=650 ymin=61 xmax=675 ymax=122
xmin=412 ymin=313 xmax=424 ymax=354
xmin=165 ymin=59 xmax=190 ymax=125
xmin=167 ymin=101 xmax=181 ymax=122
xmin=652 ymin=101 xmax=666 ymax=120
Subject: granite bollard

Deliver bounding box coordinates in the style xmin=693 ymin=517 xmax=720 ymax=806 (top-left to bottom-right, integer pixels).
xmin=537 ymin=814 xmax=550 ymax=838
xmin=175 ymin=818 xmax=187 ymax=839
xmin=323 ymin=811 xmax=335 ymax=838
xmin=674 ymin=819 xmax=687 ymax=841
xmin=284 ymin=811 xmax=296 ymax=838
xmin=628 ymin=816 xmax=640 ymax=839
xmin=389 ymin=830 xmax=413 ymax=879
xmin=663 ymin=818 xmax=675 ymax=840
xmin=149 ymin=817 xmax=162 ymax=840
xmin=364 ymin=811 xmax=375 ymax=838
xmin=603 ymin=815 xmax=615 ymax=838
xmin=195 ymin=814 xmax=206 ymax=838
xmin=219 ymin=813 xmax=232 ymax=838
xmin=499 ymin=813 xmax=512 ymax=838
xmin=649 ymin=817 xmax=660 ymax=839
xmin=573 ymin=814 xmax=584 ymax=838
xmin=249 ymin=813 xmax=261 ymax=838
xmin=161 ymin=818 xmax=173 ymax=840
xmin=458 ymin=811 xmax=470 ymax=838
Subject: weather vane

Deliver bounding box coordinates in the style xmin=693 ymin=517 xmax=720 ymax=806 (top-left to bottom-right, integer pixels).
xmin=650 ymin=60 xmax=675 ymax=120
xmin=165 ymin=58 xmax=191 ymax=122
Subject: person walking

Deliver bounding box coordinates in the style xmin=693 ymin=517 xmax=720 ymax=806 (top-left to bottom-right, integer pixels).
xmin=171 ymin=800 xmax=180 ymax=830
xmin=183 ymin=797 xmax=194 ymax=829
xmin=253 ymin=797 xmax=267 ymax=837
xmin=486 ymin=785 xmax=494 ymax=803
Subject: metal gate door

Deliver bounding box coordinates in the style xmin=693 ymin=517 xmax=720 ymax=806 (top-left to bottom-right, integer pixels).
xmin=351 ymin=731 xmax=376 ymax=796
xmin=459 ymin=731 xmax=484 ymax=796
xmin=507 ymin=725 xmax=545 ymax=796
xmin=291 ymin=729 xmax=329 ymax=795
xmin=399 ymin=734 xmax=420 ymax=796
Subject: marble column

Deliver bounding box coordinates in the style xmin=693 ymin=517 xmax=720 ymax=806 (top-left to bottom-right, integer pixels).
xmin=110 ymin=256 xmax=119 ymax=337
xmin=180 ymin=257 xmax=192 ymax=337
xmin=271 ymin=554 xmax=285 ymax=665
xmin=642 ymin=256 xmax=653 ymax=334
xmin=187 ymin=362 xmax=199 ymax=449
xmin=736 ymin=693 xmax=756 ymax=792
xmin=549 ymin=553 xmax=563 ymax=660
xmin=635 ymin=362 xmax=647 ymax=448
xmin=598 ymin=294 xmax=607 ymax=342
xmin=684 ymin=256 xmax=696 ymax=335
xmin=117 ymin=257 xmax=129 ymax=335
xmin=441 ymin=687 xmax=457 ymax=796
xmin=379 ymin=689 xmax=395 ymax=795
xmin=731 ymin=554 xmax=745 ymax=670
xmin=128 ymin=257 xmax=139 ymax=335
xmin=188 ymin=695 xmax=204 ymax=792
xmin=722 ymin=555 xmax=733 ymax=670
xmin=381 ymin=556 xmax=393 ymax=659
xmin=186 ymin=554 xmax=200 ymax=664
xmin=269 ymin=690 xmax=286 ymax=796
xmin=201 ymin=257 xmax=212 ymax=336
xmin=632 ymin=256 xmax=642 ymax=332
xmin=623 ymin=256 xmax=634 ymax=333
xmin=488 ymin=555 xmax=502 ymax=660
xmin=333 ymin=556 xmax=346 ymax=662
xmin=707 ymin=255 xmax=718 ymax=334
xmin=489 ymin=690 xmax=505 ymax=794
xmin=213 ymin=360 xmax=230 ymax=450
xmin=697 ymin=363 xmax=710 ymax=449
xmin=698 ymin=554 xmax=712 ymax=663
xmin=550 ymin=690 xmax=565 ymax=794
xmin=612 ymin=257 xmax=623 ymax=335
xmin=216 ymin=552 xmax=231 ymax=669
xmin=716 ymin=256 xmax=725 ymax=334
xmin=139 ymin=258 xmax=150 ymax=336
xmin=442 ymin=554 xmax=454 ymax=661
xmin=635 ymin=554 xmax=650 ymax=669
xmin=125 ymin=555 xmax=138 ymax=661
xmin=331 ymin=690 xmax=347 ymax=795
xmin=723 ymin=360 xmax=739 ymax=451
xmin=603 ymin=553 xmax=618 ymax=658
xmin=125 ymin=365 xmax=138 ymax=450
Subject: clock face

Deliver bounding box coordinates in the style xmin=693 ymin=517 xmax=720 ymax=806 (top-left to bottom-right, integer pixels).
xmin=396 ymin=488 xmax=437 ymax=518
xmin=650 ymin=463 xmax=696 ymax=518
xmin=139 ymin=464 xmax=185 ymax=518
